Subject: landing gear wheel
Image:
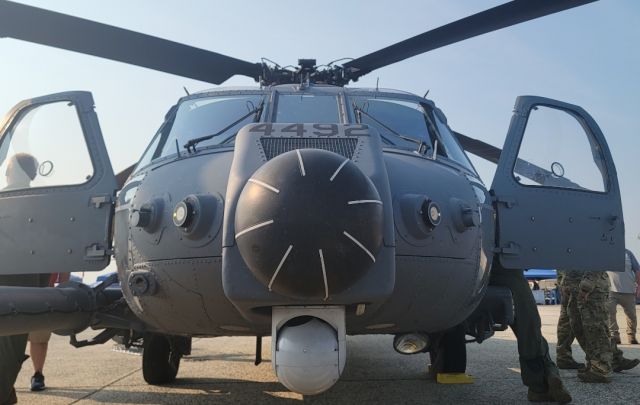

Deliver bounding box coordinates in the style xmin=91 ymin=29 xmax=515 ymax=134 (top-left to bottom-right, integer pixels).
xmin=142 ymin=334 xmax=181 ymax=385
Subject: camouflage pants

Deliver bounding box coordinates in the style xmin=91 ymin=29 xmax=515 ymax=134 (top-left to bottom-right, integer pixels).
xmin=556 ymin=292 xmax=576 ymax=362
xmin=567 ymin=289 xmax=613 ymax=374
xmin=562 ymin=271 xmax=627 ymax=376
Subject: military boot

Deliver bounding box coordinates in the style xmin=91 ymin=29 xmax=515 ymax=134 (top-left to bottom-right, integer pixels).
xmin=526 ymin=375 xmax=572 ymax=404
xmin=527 ymin=389 xmax=554 ymax=403
xmin=556 ymin=358 xmax=585 ymax=370
xmin=612 ymin=358 xmax=640 ymax=372
xmin=577 ymin=368 xmax=610 ymax=383
xmin=546 ymin=375 xmax=572 ymax=404
xmin=2 ymin=388 xmax=17 ymax=405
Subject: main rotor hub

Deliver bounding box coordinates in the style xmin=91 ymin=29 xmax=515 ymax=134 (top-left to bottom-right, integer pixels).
xmin=234 ymin=149 xmax=384 ymax=299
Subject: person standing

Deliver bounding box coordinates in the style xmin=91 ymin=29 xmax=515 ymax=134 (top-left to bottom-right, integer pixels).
xmin=560 ymin=270 xmax=639 ymax=383
xmin=555 ymin=271 xmax=584 ymax=370
xmin=0 ymin=274 xmax=49 ymax=405
xmin=0 ymin=153 xmax=42 ymax=404
xmin=490 ymin=263 xmax=571 ymax=403
xmin=27 ymin=273 xmax=70 ymax=391
xmin=607 ymin=249 xmax=639 ymax=344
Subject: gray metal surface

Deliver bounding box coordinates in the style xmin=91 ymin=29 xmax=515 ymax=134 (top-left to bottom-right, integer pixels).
xmin=0 ymin=283 xmax=95 ymax=335
xmin=0 ymin=91 xmax=117 ymax=274
xmin=491 ymin=96 xmax=624 ymax=271
xmin=221 ymin=123 xmax=395 ymax=324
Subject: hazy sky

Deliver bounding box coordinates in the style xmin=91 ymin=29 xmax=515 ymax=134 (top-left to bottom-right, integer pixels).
xmin=1 ymin=0 xmax=639 ymax=262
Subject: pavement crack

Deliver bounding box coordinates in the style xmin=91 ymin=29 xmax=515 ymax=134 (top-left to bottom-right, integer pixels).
xmin=68 ymin=366 xmax=142 ymax=404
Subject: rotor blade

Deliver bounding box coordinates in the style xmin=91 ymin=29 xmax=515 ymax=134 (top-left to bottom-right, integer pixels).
xmin=455 ymin=131 xmax=582 ymax=189
xmin=343 ymin=0 xmax=597 ymax=80
xmin=115 ymin=164 xmax=136 ymax=190
xmin=0 ymin=1 xmax=262 ymax=84
xmin=455 ymin=131 xmax=501 ymax=164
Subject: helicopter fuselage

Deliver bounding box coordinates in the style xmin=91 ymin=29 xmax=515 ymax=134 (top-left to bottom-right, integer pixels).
xmin=116 ymin=84 xmax=493 ymax=337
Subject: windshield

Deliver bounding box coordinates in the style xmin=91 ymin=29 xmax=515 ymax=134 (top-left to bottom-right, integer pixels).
xmin=431 ymin=109 xmax=476 ymax=172
xmin=350 ymin=96 xmax=475 ymax=172
xmin=159 ymin=95 xmax=264 ymax=157
xmin=134 ymin=91 xmax=476 ymax=175
xmin=350 ymin=97 xmax=435 ymax=150
xmin=274 ymin=94 xmax=341 ymax=123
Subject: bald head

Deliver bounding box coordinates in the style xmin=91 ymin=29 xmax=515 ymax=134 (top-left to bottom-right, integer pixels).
xmin=4 ymin=152 xmax=38 ymax=190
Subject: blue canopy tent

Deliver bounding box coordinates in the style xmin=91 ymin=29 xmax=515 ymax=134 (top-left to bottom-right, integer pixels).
xmin=523 ymin=269 xmax=557 ymax=280
xmin=524 ymin=269 xmax=558 ymax=304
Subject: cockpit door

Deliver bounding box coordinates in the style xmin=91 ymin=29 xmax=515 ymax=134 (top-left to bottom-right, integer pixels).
xmin=490 ymin=96 xmax=624 ymax=271
xmin=0 ymin=91 xmax=117 ymax=274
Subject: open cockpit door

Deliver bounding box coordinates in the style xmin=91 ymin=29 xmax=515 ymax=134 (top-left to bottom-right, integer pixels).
xmin=490 ymin=96 xmax=624 ymax=271
xmin=0 ymin=91 xmax=117 ymax=274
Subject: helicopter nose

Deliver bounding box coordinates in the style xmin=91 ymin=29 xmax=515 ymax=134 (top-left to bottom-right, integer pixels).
xmin=234 ymin=148 xmax=384 ymax=300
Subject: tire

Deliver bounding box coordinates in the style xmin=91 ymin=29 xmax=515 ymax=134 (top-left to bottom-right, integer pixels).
xmin=142 ymin=334 xmax=181 ymax=385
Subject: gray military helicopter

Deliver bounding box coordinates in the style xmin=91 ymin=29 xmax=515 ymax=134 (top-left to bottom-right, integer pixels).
xmin=0 ymin=0 xmax=624 ymax=395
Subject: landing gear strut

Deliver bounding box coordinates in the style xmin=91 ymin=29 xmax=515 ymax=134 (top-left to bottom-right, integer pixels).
xmin=428 ymin=324 xmax=471 ymax=383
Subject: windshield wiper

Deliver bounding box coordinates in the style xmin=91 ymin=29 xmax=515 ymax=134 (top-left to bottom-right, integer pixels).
xmin=183 ymin=100 xmax=264 ymax=153
xmin=352 ymin=104 xmax=429 ymax=154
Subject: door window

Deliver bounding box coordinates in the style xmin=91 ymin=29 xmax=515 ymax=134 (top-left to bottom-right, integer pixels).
xmin=0 ymin=101 xmax=94 ymax=192
xmin=512 ymin=105 xmax=607 ymax=192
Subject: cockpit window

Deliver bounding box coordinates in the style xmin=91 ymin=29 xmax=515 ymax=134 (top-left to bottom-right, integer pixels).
xmin=431 ymin=111 xmax=476 ymax=172
xmin=350 ymin=97 xmax=435 ymax=150
xmin=275 ymin=94 xmax=341 ymax=123
xmin=158 ymin=95 xmax=264 ymax=157
xmin=349 ymin=96 xmax=475 ymax=173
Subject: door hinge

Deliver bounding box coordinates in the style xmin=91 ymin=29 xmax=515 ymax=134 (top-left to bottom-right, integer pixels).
xmin=85 ymin=244 xmax=113 ymax=260
xmin=494 ymin=242 xmax=520 ymax=255
xmin=492 ymin=195 xmax=516 ymax=208
xmin=90 ymin=195 xmax=113 ymax=208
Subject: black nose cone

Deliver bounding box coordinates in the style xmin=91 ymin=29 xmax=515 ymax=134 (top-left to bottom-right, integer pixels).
xmin=235 ymin=149 xmax=384 ymax=299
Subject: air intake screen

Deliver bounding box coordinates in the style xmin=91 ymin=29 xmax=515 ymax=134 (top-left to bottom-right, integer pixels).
xmin=260 ymin=137 xmax=358 ymax=160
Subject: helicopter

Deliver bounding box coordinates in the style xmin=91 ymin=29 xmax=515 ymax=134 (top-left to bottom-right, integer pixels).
xmin=0 ymin=0 xmax=627 ymax=396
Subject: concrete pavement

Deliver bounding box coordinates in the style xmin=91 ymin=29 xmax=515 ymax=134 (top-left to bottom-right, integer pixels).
xmin=13 ymin=306 xmax=640 ymax=404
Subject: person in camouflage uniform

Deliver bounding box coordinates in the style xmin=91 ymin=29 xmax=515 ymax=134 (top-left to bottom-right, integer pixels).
xmin=558 ymin=270 xmax=639 ymax=383
xmin=555 ymin=271 xmax=584 ymax=369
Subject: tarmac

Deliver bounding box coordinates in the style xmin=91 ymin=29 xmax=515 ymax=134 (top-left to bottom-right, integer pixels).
xmin=13 ymin=306 xmax=640 ymax=405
